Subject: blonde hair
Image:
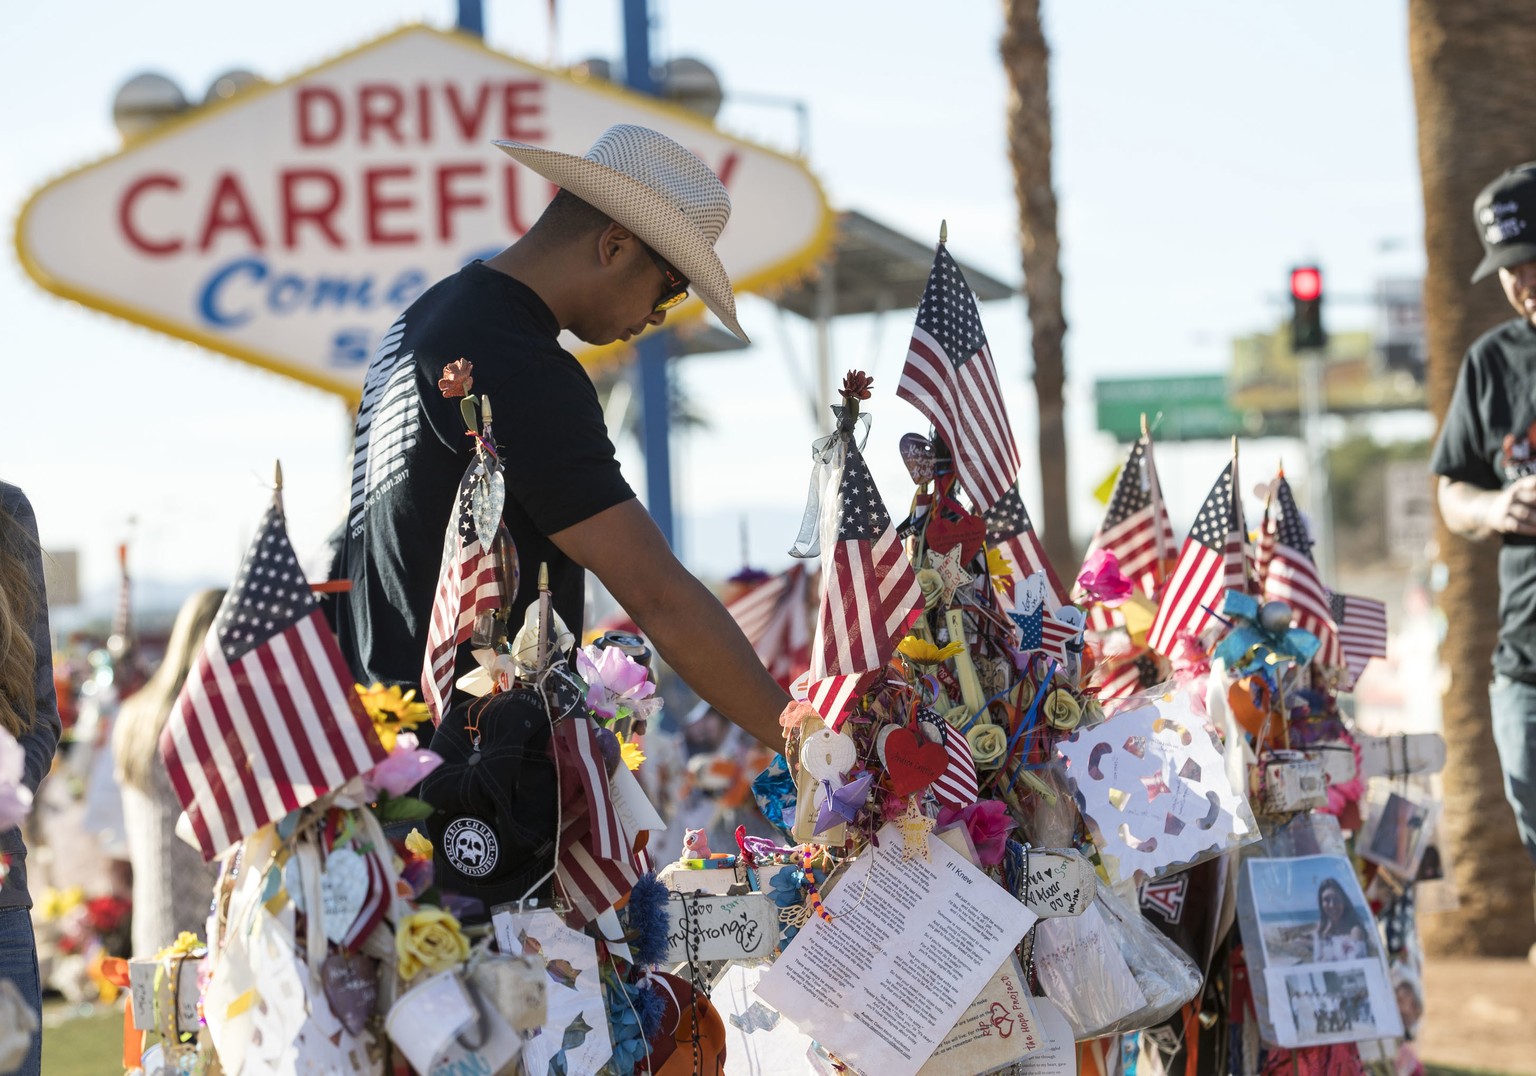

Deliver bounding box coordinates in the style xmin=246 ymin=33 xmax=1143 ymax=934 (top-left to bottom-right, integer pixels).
xmin=0 ymin=502 xmax=40 ymax=739
xmin=113 ymin=588 xmax=224 ymax=791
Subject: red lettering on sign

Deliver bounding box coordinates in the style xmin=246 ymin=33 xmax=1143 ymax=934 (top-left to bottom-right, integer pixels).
xmin=416 ymin=84 xmax=433 ymax=144
xmin=500 ymin=81 xmax=545 ymax=140
xmin=198 ymin=173 xmax=265 ymax=251
xmin=444 ymin=83 xmax=493 ymax=142
xmin=364 ymin=166 xmax=418 ymax=245
xmin=715 ymin=151 xmax=740 ymax=190
xmin=118 ymin=173 xmax=183 ymax=256
xmin=281 ymin=169 xmax=344 ymax=250
xmin=358 ymin=84 xmax=405 ymax=146
xmin=436 ymin=163 xmax=485 ymax=242
xmin=501 ymin=165 xmax=554 ymax=237
xmin=297 ymin=86 xmax=344 ymax=147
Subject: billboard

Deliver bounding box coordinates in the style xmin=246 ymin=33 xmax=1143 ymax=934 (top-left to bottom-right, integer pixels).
xmin=15 ymin=25 xmax=833 ymax=403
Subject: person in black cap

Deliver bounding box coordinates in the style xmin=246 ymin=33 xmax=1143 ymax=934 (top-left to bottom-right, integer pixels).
xmin=1433 ymin=161 xmax=1536 ymax=865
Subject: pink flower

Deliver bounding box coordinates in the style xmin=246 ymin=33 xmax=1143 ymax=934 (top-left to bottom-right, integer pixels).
xmin=0 ymin=728 xmax=33 ymax=832
xmin=366 ymin=734 xmax=443 ymax=798
xmin=576 ymin=645 xmax=656 ymax=720
xmin=937 ymin=799 xmax=1015 ymax=866
xmin=1077 ymin=549 xmax=1134 ymax=606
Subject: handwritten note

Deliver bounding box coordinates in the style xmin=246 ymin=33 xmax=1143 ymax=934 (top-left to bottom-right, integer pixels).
xmin=664 ymin=892 xmax=779 ymax=962
xmin=755 ymin=822 xmax=1037 ymax=1076
xmin=1018 ymin=850 xmax=1097 ymax=919
xmin=917 ymin=955 xmax=1042 ymax=1075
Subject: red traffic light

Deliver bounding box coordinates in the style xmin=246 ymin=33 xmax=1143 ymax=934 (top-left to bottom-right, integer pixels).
xmin=1290 ymin=266 xmax=1323 ymax=303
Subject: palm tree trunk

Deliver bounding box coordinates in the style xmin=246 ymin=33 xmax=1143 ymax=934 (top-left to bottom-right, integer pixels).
xmin=1000 ymin=0 xmax=1072 ymax=575
xmin=1410 ymin=0 xmax=1536 ymax=957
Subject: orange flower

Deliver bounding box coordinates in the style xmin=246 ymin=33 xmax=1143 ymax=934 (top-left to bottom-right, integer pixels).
xmin=437 ymin=358 xmax=474 ymax=398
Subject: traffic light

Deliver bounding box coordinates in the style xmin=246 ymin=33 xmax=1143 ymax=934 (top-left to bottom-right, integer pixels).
xmin=1290 ymin=265 xmax=1326 ymax=352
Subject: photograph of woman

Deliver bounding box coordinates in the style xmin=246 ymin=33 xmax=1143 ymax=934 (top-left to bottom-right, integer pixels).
xmin=1313 ymin=876 xmax=1371 ymax=962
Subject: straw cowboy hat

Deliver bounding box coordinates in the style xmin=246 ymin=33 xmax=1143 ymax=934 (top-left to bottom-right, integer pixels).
xmin=495 ymin=124 xmax=748 ymax=343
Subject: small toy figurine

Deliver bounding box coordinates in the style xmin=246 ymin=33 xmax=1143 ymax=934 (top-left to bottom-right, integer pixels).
xmin=681 ymin=828 xmax=711 ymax=859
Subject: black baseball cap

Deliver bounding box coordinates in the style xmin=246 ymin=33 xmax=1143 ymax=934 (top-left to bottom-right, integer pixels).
xmin=1472 ymin=163 xmax=1536 ymax=283
xmin=419 ymin=689 xmax=559 ymax=919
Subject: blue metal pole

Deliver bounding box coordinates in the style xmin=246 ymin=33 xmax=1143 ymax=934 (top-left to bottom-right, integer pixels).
xmin=622 ymin=0 xmax=676 ymax=550
xmin=456 ymin=0 xmax=484 ymax=36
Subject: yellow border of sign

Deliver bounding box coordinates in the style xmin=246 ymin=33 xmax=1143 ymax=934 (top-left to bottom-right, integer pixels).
xmin=12 ymin=23 xmax=835 ymax=406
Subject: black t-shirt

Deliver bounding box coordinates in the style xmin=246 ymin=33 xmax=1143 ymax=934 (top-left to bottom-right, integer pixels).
xmin=338 ymin=261 xmax=634 ymax=695
xmin=1431 ymin=315 xmax=1536 ymax=682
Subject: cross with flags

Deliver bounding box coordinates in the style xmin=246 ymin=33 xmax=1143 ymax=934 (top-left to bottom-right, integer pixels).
xmin=421 ymin=461 xmax=509 ymax=723
xmin=160 ymin=494 xmax=388 ymax=861
xmin=807 ymin=440 xmax=925 ymax=727
xmin=1256 ymin=474 xmax=1341 ymax=667
xmin=1147 ymin=459 xmax=1250 ymax=657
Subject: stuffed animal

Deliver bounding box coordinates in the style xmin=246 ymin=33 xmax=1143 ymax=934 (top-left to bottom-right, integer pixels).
xmin=681 ymin=828 xmax=711 ymax=859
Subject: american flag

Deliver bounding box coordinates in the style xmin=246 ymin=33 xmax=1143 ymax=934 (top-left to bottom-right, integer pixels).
xmin=1093 ymin=651 xmax=1164 ymax=702
xmin=1257 ymin=476 xmax=1341 ymax=667
xmin=807 ymin=440 xmax=925 ymax=727
xmin=724 ymin=563 xmax=813 ymax=691
xmin=986 ymin=485 xmax=1066 ymax=611
xmin=897 ymin=243 xmax=1019 ymax=512
xmin=1079 ymin=436 xmax=1175 ymax=630
xmin=1010 ymin=601 xmax=1079 ymax=664
xmin=1147 ymin=460 xmax=1249 ymax=657
xmin=1330 ymin=592 xmax=1388 ymax=690
xmin=160 ymin=498 xmax=388 ymax=861
xmin=553 ymin=716 xmax=642 ymax=928
xmin=421 ymin=461 xmax=507 ymax=723
xmin=931 ymin=724 xmax=979 ymax=810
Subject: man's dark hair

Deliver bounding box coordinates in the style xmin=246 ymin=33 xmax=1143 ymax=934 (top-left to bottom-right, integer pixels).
xmin=528 ymin=189 xmax=613 ymax=243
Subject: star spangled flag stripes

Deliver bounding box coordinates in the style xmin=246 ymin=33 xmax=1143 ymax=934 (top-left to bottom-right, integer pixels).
xmin=1008 ymin=602 xmax=1078 ymax=664
xmin=553 ymin=717 xmax=645 ymax=927
xmin=1259 ymin=475 xmax=1341 ymax=667
xmin=1094 ymin=652 xmax=1164 ymax=702
xmin=986 ymin=485 xmax=1066 ymax=611
xmin=807 ymin=440 xmax=925 ymax=727
xmin=932 ymin=726 xmax=979 ymax=810
xmin=724 ymin=563 xmax=813 ymax=691
xmin=1080 ymin=436 xmax=1176 ymax=631
xmin=1330 ymin=592 xmax=1388 ymax=690
xmin=898 ymin=242 xmax=1020 ymax=512
xmin=421 ymin=461 xmax=506 ymax=723
xmin=159 ymin=497 xmax=388 ymax=862
xmin=1147 ymin=459 xmax=1249 ymax=657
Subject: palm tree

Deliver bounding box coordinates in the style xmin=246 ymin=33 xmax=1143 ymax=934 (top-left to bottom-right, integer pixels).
xmin=1410 ymin=0 xmax=1536 ymax=957
xmin=1000 ymin=0 xmax=1072 ymax=575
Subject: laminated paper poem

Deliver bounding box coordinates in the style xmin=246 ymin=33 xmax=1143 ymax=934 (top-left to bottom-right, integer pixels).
xmin=1056 ymin=693 xmax=1253 ymax=885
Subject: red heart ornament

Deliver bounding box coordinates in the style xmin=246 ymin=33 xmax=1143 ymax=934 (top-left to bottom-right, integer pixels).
xmin=884 ymin=725 xmax=950 ymax=797
xmin=926 ymin=513 xmax=985 ymax=563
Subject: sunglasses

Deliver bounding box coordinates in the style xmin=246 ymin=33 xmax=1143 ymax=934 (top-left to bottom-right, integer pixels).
xmin=642 ymin=244 xmax=690 ymax=312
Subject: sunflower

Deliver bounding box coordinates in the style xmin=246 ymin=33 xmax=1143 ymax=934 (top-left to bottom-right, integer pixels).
xmin=354 ymin=682 xmax=432 ymax=752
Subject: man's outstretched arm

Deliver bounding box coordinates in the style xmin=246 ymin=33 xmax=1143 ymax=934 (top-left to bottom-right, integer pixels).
xmin=552 ymin=497 xmax=791 ymax=747
xmin=1438 ymin=474 xmax=1536 ymax=540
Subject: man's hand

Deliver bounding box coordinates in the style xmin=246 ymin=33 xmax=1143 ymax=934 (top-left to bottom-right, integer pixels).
xmin=550 ymin=498 xmax=791 ymax=748
xmin=1438 ymin=474 xmax=1536 ymax=539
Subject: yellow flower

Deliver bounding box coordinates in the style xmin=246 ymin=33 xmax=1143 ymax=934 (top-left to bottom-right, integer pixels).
xmin=154 ymin=932 xmax=205 ymax=961
xmin=897 ymin=636 xmax=964 ymax=665
xmin=396 ymin=908 xmax=470 ymax=981
xmin=355 ymin=682 xmax=431 ymax=752
xmin=966 ymin=724 xmax=1009 ymax=771
xmin=36 ymin=886 xmax=83 ymax=921
xmin=620 ymin=739 xmax=646 ymax=771
xmin=986 ymin=548 xmax=1013 ymax=584
xmin=940 ymin=705 xmax=970 ymax=731
xmin=1043 ymin=690 xmax=1082 ymax=731
xmin=404 ymin=829 xmax=434 ymax=859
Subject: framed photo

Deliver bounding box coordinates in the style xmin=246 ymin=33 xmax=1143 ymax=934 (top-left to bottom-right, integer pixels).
xmin=1358 ymin=791 xmax=1438 ymax=879
xmin=1245 ymin=855 xmax=1378 ymax=967
xmin=1264 ymin=960 xmax=1402 ymax=1047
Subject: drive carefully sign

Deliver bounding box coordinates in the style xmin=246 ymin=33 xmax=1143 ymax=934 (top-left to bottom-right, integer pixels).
xmin=14 ymin=26 xmax=832 ymax=403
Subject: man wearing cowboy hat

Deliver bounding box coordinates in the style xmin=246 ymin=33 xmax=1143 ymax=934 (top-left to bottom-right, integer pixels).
xmin=337 ymin=124 xmax=788 ymax=748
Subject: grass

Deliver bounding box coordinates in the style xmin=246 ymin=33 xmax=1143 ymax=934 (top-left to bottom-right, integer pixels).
xmin=41 ymin=1005 xmax=127 ymax=1075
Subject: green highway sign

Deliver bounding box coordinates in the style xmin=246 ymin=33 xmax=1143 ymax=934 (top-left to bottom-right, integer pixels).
xmin=1095 ymin=375 xmax=1250 ymax=442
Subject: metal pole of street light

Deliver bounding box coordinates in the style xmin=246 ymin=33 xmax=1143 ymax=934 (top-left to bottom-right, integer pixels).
xmin=1299 ymin=348 xmax=1334 ymax=584
xmin=456 ymin=0 xmax=484 ymax=36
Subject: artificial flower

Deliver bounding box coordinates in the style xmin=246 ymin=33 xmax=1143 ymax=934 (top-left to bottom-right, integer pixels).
xmin=365 ymin=732 xmax=443 ymax=797
xmin=966 ymin=723 xmax=1009 ymax=771
xmin=575 ymin=645 xmax=656 ymax=721
xmin=1043 ymin=690 xmax=1082 ymax=731
xmin=404 ymin=828 xmax=434 ymax=858
xmin=35 ymin=886 xmax=83 ymax=922
xmin=915 ymin=568 xmax=945 ymax=610
xmin=897 ymin=636 xmax=964 ymax=665
xmin=938 ymin=800 xmax=1016 ymax=867
xmin=986 ymin=548 xmax=1014 ymax=587
xmin=355 ymin=682 xmax=431 ymax=752
xmin=396 ymin=907 xmax=470 ymax=981
xmin=0 ymin=728 xmax=33 ymax=832
xmin=840 ymin=370 xmax=874 ymax=401
xmin=940 ymin=705 xmax=970 ymax=731
xmin=778 ymin=700 xmax=818 ymax=732
xmin=437 ymin=358 xmax=474 ymax=398
xmin=620 ymin=739 xmax=646 ymax=771
xmin=153 ymin=932 xmax=205 ymax=961
xmin=1077 ymin=548 xmax=1134 ymax=606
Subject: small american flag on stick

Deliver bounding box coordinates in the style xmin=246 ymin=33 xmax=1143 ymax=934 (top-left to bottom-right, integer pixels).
xmin=724 ymin=563 xmax=813 ymax=691
xmin=1147 ymin=458 xmax=1249 ymax=657
xmin=1330 ymin=592 xmax=1388 ymax=690
xmin=160 ymin=494 xmax=388 ymax=861
xmin=1079 ymin=435 xmax=1175 ymax=631
xmin=1257 ymin=475 xmax=1341 ymax=667
xmin=986 ymin=485 xmax=1066 ymax=611
xmin=421 ymin=461 xmax=508 ymax=723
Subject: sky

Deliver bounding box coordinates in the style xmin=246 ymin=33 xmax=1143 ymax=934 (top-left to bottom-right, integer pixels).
xmin=0 ymin=0 xmax=1429 ymax=625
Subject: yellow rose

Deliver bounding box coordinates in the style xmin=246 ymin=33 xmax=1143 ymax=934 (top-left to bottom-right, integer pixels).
xmin=941 ymin=705 xmax=970 ymax=731
xmin=1043 ymin=690 xmax=1082 ymax=731
xmin=404 ymin=829 xmax=434 ymax=859
xmin=966 ymin=723 xmax=1009 ymax=771
xmin=396 ymin=908 xmax=470 ymax=981
xmin=915 ymin=569 xmax=945 ymax=609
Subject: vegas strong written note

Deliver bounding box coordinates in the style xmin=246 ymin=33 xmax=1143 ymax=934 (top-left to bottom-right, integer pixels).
xmin=754 ymin=822 xmax=1037 ymax=1076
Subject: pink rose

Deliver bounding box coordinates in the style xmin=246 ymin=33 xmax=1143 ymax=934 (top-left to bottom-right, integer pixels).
xmin=1077 ymin=549 xmax=1134 ymax=606
xmin=937 ymin=799 xmax=1015 ymax=867
xmin=576 ymin=645 xmax=656 ymax=720
xmin=366 ymin=734 xmax=443 ymax=798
